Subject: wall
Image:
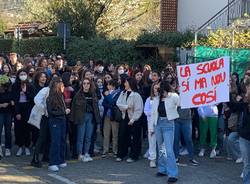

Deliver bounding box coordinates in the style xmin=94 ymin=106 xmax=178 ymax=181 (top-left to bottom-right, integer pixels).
xmin=177 ymin=0 xmax=229 ymax=31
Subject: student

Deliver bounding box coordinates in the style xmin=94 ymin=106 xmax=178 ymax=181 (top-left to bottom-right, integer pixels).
xmin=71 ymin=78 xmax=101 ymax=162
xmin=116 ymin=77 xmax=143 ymax=163
xmin=150 ymin=81 xmax=179 ymax=183
xmin=102 ymin=80 xmax=121 ymax=157
xmin=46 ymin=77 xmax=70 ymax=172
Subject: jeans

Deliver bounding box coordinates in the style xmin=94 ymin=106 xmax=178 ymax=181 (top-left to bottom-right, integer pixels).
xmin=48 ymin=117 xmax=66 ymax=166
xmin=217 ymin=115 xmax=225 ymax=151
xmin=174 ymin=119 xmax=194 ymax=159
xmin=0 ymin=113 xmax=12 ymax=149
xmin=239 ymin=137 xmax=250 ymax=184
xmin=155 ymin=117 xmax=178 ymax=178
xmin=226 ymin=132 xmax=241 ymax=160
xmin=77 ymin=113 xmax=94 ymax=155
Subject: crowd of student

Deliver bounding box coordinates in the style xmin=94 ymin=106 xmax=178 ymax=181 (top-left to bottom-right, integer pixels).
xmin=0 ymin=53 xmax=249 ymax=184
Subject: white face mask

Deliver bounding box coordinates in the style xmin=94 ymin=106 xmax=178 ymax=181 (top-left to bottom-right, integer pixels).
xmin=118 ymin=69 xmax=124 ymax=75
xmin=149 ymin=74 xmax=152 ymax=80
xmin=19 ymin=75 xmax=27 ymax=81
xmin=98 ymin=66 xmax=104 ymax=72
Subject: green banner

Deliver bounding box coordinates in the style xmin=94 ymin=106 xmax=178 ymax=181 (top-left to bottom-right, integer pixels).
xmin=194 ymin=46 xmax=250 ymax=78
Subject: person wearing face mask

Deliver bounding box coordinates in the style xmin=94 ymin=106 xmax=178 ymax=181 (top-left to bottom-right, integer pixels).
xmin=12 ymin=69 xmax=34 ymax=157
xmin=117 ymin=65 xmax=125 ymax=76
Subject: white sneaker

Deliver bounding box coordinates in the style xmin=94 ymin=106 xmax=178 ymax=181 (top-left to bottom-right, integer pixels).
xmin=59 ymin=163 xmax=67 ymax=168
xmin=126 ymin=158 xmax=135 ymax=163
xmin=149 ymin=160 xmax=156 ymax=168
xmin=16 ymin=147 xmax=23 ymax=156
xmin=48 ymin=165 xmax=59 ymax=172
xmin=180 ymin=148 xmax=189 ymax=156
xmin=210 ymin=149 xmax=216 ymax=158
xmin=198 ymin=149 xmax=205 ymax=157
xmin=25 ymin=148 xmax=31 ymax=156
xmin=236 ymin=158 xmax=243 ymax=164
xmin=143 ymin=150 xmax=149 ymax=159
xmin=82 ymin=154 xmax=93 ymax=162
xmin=5 ymin=149 xmax=11 ymax=157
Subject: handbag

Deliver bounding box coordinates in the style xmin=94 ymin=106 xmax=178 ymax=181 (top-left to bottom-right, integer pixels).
xmin=228 ymin=113 xmax=238 ymax=131
xmin=112 ymin=105 xmax=122 ymax=122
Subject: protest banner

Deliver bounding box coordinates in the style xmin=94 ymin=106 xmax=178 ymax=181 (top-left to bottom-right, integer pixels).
xmin=177 ymin=57 xmax=230 ymax=109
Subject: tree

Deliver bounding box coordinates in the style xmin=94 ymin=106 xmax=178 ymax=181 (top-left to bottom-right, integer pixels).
xmin=22 ymin=0 xmax=160 ymax=39
xmin=0 ymin=16 xmax=7 ymax=36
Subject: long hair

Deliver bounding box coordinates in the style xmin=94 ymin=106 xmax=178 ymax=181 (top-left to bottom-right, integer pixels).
xmin=33 ymin=71 xmax=48 ymax=86
xmin=150 ymin=83 xmax=159 ymax=100
xmin=126 ymin=77 xmax=138 ymax=92
xmin=159 ymin=81 xmax=172 ymax=100
xmin=79 ymin=77 xmax=95 ymax=94
xmin=48 ymin=77 xmax=64 ymax=108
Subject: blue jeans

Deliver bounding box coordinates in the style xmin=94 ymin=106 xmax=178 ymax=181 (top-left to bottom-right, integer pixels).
xmin=48 ymin=117 xmax=66 ymax=166
xmin=239 ymin=137 xmax=250 ymax=184
xmin=226 ymin=132 xmax=241 ymax=160
xmin=174 ymin=119 xmax=194 ymax=159
xmin=77 ymin=113 xmax=94 ymax=155
xmin=0 ymin=113 xmax=12 ymax=149
xmin=156 ymin=117 xmax=178 ymax=178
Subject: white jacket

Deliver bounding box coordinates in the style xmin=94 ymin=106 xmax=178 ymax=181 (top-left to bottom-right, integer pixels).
xmin=116 ymin=91 xmax=143 ymax=123
xmin=149 ymin=92 xmax=179 ymax=132
xmin=144 ymin=97 xmax=155 ymax=132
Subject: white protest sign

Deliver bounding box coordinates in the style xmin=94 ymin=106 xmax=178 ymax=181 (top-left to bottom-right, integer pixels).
xmin=177 ymin=57 xmax=230 ymax=109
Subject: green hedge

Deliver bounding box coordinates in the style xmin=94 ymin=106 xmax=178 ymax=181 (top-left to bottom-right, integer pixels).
xmin=12 ymin=37 xmax=63 ymax=56
xmin=67 ymin=37 xmax=142 ymax=65
xmin=0 ymin=39 xmax=14 ymax=54
xmin=136 ymin=31 xmax=194 ymax=47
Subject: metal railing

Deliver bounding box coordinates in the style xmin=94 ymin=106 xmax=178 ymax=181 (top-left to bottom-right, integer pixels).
xmin=194 ymin=0 xmax=248 ymax=44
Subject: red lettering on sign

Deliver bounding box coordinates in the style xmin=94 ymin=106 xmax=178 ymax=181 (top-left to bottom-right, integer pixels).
xmin=196 ymin=58 xmax=225 ymax=75
xmin=181 ymin=81 xmax=190 ymax=93
xmin=194 ymin=77 xmax=207 ymax=90
xmin=180 ymin=66 xmax=191 ymax=77
xmin=211 ymin=72 xmax=226 ymax=86
xmin=192 ymin=88 xmax=217 ymax=106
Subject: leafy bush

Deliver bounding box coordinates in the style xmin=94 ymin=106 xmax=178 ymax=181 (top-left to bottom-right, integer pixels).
xmin=0 ymin=39 xmax=14 ymax=54
xmin=12 ymin=37 xmax=63 ymax=56
xmin=136 ymin=31 xmax=195 ymax=48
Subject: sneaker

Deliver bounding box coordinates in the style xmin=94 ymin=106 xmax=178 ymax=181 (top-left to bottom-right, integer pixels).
xmin=179 ymin=148 xmax=189 ymax=156
xmin=226 ymin=157 xmax=233 ymax=161
xmin=156 ymin=172 xmax=167 ymax=177
xmin=25 ymin=148 xmax=31 ymax=156
xmin=190 ymin=159 xmax=199 ymax=166
xmin=48 ymin=165 xmax=59 ymax=172
xmin=236 ymin=158 xmax=243 ymax=164
xmin=113 ymin=153 xmax=117 ymax=158
xmin=16 ymin=147 xmax=23 ymax=156
xmin=116 ymin=157 xmax=122 ymax=162
xmin=126 ymin=158 xmax=135 ymax=163
xmin=168 ymin=177 xmax=178 ymax=183
xmin=101 ymin=153 xmax=107 ymax=158
xmin=78 ymin=154 xmax=83 ymax=161
xmin=82 ymin=154 xmax=93 ymax=162
xmin=210 ymin=149 xmax=216 ymax=158
xmin=149 ymin=160 xmax=156 ymax=168
xmin=198 ymin=149 xmax=205 ymax=157
xmin=240 ymin=172 xmax=243 ymax=178
xmin=5 ymin=149 xmax=11 ymax=157
xmin=59 ymin=163 xmax=67 ymax=168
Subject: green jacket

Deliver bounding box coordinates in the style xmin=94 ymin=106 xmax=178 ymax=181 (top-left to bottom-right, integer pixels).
xmin=71 ymin=91 xmax=101 ymax=124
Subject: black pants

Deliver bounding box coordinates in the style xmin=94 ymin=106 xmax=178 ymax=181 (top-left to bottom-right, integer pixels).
xmin=14 ymin=103 xmax=32 ymax=147
xmin=117 ymin=114 xmax=142 ymax=160
xmin=34 ymin=116 xmax=50 ymax=158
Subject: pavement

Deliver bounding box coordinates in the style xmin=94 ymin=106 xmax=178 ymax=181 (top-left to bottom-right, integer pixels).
xmin=0 ymin=149 xmax=243 ymax=184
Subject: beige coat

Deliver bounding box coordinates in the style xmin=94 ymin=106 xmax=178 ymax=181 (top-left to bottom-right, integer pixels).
xmin=116 ymin=91 xmax=143 ymax=123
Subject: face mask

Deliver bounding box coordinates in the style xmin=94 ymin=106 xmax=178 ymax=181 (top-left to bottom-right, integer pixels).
xmin=118 ymin=70 xmax=124 ymax=75
xmin=98 ymin=66 xmax=104 ymax=72
xmin=149 ymin=74 xmax=152 ymax=80
xmin=19 ymin=75 xmax=27 ymax=81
